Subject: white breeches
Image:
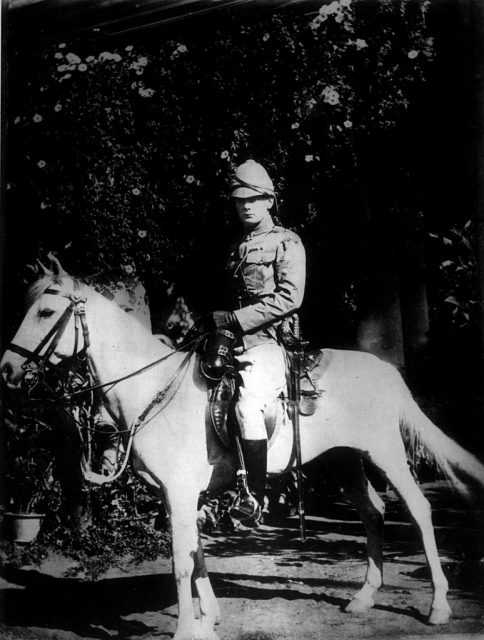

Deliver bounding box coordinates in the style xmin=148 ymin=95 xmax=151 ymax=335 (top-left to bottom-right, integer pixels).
xmin=235 ymin=342 xmax=286 ymax=440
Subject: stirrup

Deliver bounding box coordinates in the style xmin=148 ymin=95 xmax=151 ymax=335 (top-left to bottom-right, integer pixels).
xmin=229 ymin=491 xmax=261 ymax=524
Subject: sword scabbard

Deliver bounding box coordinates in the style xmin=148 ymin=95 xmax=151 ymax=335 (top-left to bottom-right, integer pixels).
xmin=288 ymin=314 xmax=306 ymax=543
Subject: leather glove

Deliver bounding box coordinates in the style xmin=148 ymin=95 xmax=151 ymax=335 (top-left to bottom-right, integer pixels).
xmin=207 ymin=310 xmax=239 ymax=332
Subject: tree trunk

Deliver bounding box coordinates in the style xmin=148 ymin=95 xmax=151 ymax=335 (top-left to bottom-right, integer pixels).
xmin=357 ymin=275 xmax=405 ymax=369
xmin=470 ymin=0 xmax=484 ymax=420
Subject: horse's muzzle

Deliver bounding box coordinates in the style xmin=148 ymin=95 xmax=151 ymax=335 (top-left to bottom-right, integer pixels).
xmin=0 ymin=353 xmax=24 ymax=389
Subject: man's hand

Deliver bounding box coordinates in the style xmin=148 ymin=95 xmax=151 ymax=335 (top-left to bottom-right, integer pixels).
xmin=206 ymin=310 xmax=239 ymax=332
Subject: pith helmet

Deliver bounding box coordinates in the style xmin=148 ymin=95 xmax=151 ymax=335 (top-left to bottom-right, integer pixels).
xmin=230 ymin=160 xmax=275 ymax=198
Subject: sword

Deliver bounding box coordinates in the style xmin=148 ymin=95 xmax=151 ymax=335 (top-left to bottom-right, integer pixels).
xmin=288 ymin=314 xmax=306 ymax=543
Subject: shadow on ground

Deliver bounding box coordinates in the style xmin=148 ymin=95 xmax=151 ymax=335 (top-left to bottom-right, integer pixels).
xmin=0 ymin=483 xmax=483 ymax=639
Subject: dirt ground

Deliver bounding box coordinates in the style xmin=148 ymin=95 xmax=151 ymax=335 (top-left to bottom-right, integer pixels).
xmin=0 ymin=483 xmax=483 ymax=640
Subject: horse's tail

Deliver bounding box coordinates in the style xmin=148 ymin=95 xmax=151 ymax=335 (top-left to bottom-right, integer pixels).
xmin=399 ymin=381 xmax=484 ymax=496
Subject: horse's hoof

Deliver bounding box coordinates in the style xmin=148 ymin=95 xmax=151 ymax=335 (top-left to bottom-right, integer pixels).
xmin=428 ymin=607 xmax=451 ymax=625
xmin=344 ymin=596 xmax=374 ymax=614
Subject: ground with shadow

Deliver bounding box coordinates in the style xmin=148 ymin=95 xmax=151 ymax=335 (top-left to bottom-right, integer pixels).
xmin=0 ymin=482 xmax=483 ymax=639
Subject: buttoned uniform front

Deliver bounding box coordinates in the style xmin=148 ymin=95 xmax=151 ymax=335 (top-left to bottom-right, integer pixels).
xmin=226 ymin=215 xmax=306 ymax=440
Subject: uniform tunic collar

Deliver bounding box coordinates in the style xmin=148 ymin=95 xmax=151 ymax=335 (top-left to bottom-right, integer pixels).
xmin=244 ymin=215 xmax=274 ymax=240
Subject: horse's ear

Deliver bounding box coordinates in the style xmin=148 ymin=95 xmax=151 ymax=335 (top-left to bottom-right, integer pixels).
xmin=36 ymin=259 xmax=52 ymax=276
xmin=47 ymin=252 xmax=67 ymax=276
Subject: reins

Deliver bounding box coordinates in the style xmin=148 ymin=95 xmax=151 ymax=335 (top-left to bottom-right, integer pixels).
xmin=65 ymin=332 xmax=204 ymax=400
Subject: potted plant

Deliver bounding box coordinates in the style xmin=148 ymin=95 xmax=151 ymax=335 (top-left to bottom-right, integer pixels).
xmin=2 ymin=406 xmax=55 ymax=544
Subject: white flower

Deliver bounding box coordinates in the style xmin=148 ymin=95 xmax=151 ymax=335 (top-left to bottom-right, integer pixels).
xmin=305 ymin=155 xmax=314 ymax=162
xmin=220 ymin=150 xmax=230 ymax=159
xmin=37 ymin=160 xmax=46 ymax=168
xmin=408 ymin=50 xmax=419 ymax=59
xmin=77 ymin=63 xmax=88 ymax=72
xmin=137 ymin=56 xmax=148 ymax=67
xmin=66 ymin=52 xmax=81 ymax=65
xmin=185 ymin=175 xmax=195 ymax=184
xmin=124 ymin=264 xmax=134 ymax=274
xmin=262 ymin=33 xmax=270 ymax=42
xmin=58 ymin=42 xmax=66 ymax=49
xmin=55 ymin=52 xmax=63 ymax=59
xmin=125 ymin=45 xmax=134 ymax=51
xmin=138 ymin=230 xmax=147 ymax=238
xmin=99 ymin=51 xmax=119 ymax=61
xmin=14 ymin=116 xmax=20 ymax=124
xmin=322 ymin=86 xmax=340 ymax=105
xmin=138 ymin=86 xmax=155 ymax=98
xmin=177 ymin=44 xmax=188 ymax=53
xmin=33 ymin=114 xmax=43 ymax=123
xmin=86 ymin=56 xmax=95 ymax=62
xmin=54 ymin=103 xmax=62 ymax=112
xmin=291 ymin=122 xmax=300 ymax=130
xmin=40 ymin=201 xmax=48 ymax=210
xmin=355 ymin=38 xmax=367 ymax=50
xmin=132 ymin=187 xmax=141 ymax=196
xmin=57 ymin=65 xmax=67 ymax=72
xmin=343 ymin=119 xmax=353 ymax=128
xmin=311 ymin=16 xmax=324 ymax=29
xmin=136 ymin=68 xmax=144 ymax=75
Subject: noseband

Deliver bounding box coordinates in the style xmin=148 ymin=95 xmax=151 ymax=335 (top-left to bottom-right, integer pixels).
xmin=8 ymin=287 xmax=90 ymax=388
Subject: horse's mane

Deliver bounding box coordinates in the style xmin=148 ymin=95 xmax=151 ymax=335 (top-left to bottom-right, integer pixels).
xmin=26 ymin=275 xmax=84 ymax=309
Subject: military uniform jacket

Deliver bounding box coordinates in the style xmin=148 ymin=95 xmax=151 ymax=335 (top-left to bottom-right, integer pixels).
xmin=226 ymin=216 xmax=306 ymax=351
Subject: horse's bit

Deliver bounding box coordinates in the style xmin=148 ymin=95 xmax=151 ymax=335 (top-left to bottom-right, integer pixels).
xmin=7 ymin=287 xmax=90 ymax=391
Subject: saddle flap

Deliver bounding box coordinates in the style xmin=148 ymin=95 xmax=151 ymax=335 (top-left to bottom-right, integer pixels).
xmin=300 ymin=349 xmax=332 ymax=395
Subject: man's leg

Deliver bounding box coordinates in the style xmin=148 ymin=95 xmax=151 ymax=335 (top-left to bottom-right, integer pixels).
xmin=232 ymin=343 xmax=286 ymax=521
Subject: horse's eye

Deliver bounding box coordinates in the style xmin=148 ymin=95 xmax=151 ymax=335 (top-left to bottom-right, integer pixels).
xmin=39 ymin=308 xmax=55 ymax=319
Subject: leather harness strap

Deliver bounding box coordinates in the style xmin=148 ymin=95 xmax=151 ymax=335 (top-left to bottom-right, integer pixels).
xmin=8 ymin=288 xmax=89 ymax=379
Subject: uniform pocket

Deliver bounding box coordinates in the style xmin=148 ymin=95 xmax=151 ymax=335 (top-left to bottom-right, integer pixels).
xmin=245 ymin=247 xmax=277 ymax=265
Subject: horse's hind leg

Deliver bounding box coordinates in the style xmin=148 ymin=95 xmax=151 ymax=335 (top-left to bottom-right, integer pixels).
xmin=369 ymin=448 xmax=451 ymax=625
xmin=344 ymin=474 xmax=385 ymax=613
xmin=328 ymin=450 xmax=385 ymax=613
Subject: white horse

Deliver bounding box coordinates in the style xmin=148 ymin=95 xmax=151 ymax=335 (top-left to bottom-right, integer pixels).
xmin=2 ymin=272 xmax=484 ymax=640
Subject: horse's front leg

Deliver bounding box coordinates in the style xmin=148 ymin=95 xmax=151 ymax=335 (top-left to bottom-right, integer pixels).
xmin=169 ymin=489 xmax=219 ymax=640
xmin=193 ymin=536 xmax=221 ymax=627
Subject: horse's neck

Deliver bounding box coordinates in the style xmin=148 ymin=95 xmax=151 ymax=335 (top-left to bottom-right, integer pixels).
xmin=85 ymin=289 xmax=175 ymax=419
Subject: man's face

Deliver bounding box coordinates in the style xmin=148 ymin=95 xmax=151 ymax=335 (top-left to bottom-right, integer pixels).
xmin=234 ymin=196 xmax=274 ymax=228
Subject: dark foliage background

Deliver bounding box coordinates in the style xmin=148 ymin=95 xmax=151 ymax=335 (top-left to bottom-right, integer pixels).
xmin=1 ymin=0 xmax=482 ymax=556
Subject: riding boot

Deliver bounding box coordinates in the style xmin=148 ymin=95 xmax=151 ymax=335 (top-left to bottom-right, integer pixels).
xmin=230 ymin=438 xmax=267 ymax=526
xmin=243 ymin=438 xmax=268 ymax=507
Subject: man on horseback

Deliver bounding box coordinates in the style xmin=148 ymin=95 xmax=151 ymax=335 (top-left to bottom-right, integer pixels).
xmin=207 ymin=159 xmax=306 ymax=524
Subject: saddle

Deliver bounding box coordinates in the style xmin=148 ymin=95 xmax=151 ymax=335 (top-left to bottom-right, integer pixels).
xmin=209 ymin=348 xmax=332 ymax=450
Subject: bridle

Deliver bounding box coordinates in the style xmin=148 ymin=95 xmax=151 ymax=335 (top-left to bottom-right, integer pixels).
xmin=8 ymin=287 xmax=90 ymax=389
xmin=6 ymin=282 xmax=206 ymax=484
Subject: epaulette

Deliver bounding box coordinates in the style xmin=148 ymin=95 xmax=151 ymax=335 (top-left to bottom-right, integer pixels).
xmin=271 ymin=226 xmax=302 ymax=243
